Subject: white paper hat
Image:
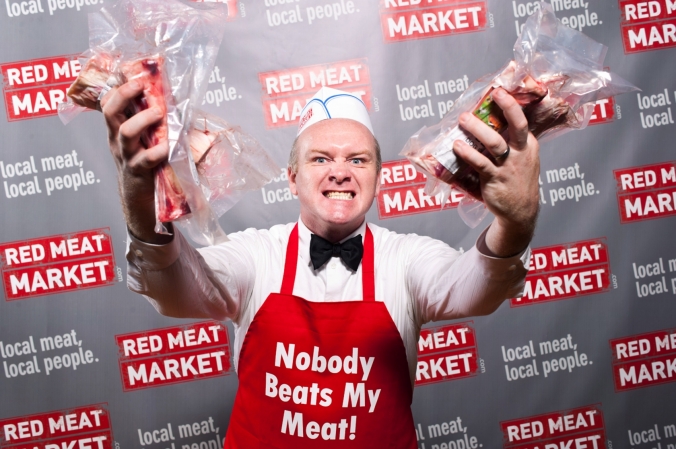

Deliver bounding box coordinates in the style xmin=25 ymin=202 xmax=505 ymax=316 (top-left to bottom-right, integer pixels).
xmin=296 ymin=87 xmax=373 ymax=136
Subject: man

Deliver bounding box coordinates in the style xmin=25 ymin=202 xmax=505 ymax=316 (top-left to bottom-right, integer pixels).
xmin=102 ymin=85 xmax=539 ymax=448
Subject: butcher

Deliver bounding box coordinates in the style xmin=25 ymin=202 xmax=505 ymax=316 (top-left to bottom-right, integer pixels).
xmin=101 ymin=85 xmax=540 ymax=448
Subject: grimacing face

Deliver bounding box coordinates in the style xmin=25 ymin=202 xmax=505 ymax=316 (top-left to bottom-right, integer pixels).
xmin=288 ymin=118 xmax=381 ymax=241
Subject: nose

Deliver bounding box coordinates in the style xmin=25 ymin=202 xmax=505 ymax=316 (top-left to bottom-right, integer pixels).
xmin=328 ymin=161 xmax=352 ymax=183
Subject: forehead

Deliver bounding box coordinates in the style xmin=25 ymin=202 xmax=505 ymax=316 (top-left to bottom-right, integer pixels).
xmin=296 ymin=118 xmax=375 ymax=157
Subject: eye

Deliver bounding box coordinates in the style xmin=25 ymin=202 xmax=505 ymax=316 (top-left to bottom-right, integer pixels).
xmin=349 ymin=158 xmax=364 ymax=165
xmin=315 ymin=157 xmax=327 ymax=163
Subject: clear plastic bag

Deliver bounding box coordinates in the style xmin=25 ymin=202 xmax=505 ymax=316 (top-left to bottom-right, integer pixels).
xmin=401 ymin=2 xmax=639 ymax=227
xmin=189 ymin=110 xmax=281 ymax=218
xmin=58 ymin=50 xmax=118 ymax=123
xmin=169 ymin=109 xmax=280 ymax=245
xmin=58 ymin=0 xmax=229 ymax=242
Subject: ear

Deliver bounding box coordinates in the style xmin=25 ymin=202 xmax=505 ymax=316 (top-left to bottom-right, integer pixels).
xmin=374 ymin=168 xmax=381 ymax=198
xmin=288 ymin=166 xmax=298 ymax=196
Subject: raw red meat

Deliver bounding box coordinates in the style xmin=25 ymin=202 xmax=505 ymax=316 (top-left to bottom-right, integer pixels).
xmin=119 ymin=57 xmax=169 ymax=148
xmin=120 ymin=56 xmax=191 ymax=223
xmin=188 ymin=118 xmax=219 ymax=164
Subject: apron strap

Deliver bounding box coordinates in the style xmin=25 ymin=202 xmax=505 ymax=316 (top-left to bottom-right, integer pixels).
xmin=362 ymin=226 xmax=375 ymax=302
xmin=280 ymin=223 xmax=376 ymax=301
xmin=280 ymin=224 xmax=299 ymax=296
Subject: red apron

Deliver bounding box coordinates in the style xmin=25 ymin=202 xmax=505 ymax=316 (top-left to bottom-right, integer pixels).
xmin=223 ymin=224 xmax=417 ymax=448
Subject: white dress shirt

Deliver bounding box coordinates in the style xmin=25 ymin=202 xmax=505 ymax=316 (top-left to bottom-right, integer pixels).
xmin=126 ymin=219 xmax=530 ymax=382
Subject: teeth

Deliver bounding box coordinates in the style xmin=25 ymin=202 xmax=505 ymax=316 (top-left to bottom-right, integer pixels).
xmin=326 ymin=192 xmax=354 ymax=200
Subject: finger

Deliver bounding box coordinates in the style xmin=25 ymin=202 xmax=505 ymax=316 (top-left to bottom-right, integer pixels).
xmin=127 ymin=140 xmax=170 ymax=173
xmin=102 ymin=80 xmax=144 ymax=137
xmin=458 ymin=111 xmax=507 ymax=160
xmin=491 ymin=88 xmax=529 ymax=150
xmin=453 ymin=139 xmax=497 ymax=179
xmin=98 ymin=86 xmax=116 ymax=111
xmin=118 ymin=107 xmax=164 ymax=158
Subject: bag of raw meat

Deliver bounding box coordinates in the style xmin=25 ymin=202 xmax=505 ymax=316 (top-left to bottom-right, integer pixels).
xmin=58 ymin=50 xmax=118 ymax=122
xmin=401 ymin=2 xmax=638 ymax=228
xmin=188 ymin=110 xmax=281 ymax=218
xmin=58 ymin=0 xmax=231 ymax=244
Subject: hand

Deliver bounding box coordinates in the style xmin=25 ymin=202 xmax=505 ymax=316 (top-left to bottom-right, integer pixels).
xmin=101 ymin=81 xmax=172 ymax=243
xmin=452 ymin=88 xmax=540 ymax=257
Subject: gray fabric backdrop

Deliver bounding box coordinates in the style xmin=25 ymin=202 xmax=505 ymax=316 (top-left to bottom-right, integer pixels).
xmin=1 ymin=0 xmax=675 ymax=448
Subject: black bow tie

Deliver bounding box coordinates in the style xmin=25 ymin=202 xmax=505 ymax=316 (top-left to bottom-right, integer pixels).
xmin=310 ymin=234 xmax=363 ymax=271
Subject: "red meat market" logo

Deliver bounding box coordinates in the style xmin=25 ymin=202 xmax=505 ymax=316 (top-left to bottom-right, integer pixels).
xmin=614 ymin=160 xmax=676 ymax=223
xmin=379 ymin=0 xmax=488 ymax=43
xmin=415 ymin=322 xmax=479 ymax=386
xmin=0 ymin=404 xmax=114 ymax=449
xmin=258 ymin=58 xmax=371 ymax=129
xmin=0 ymin=54 xmax=80 ymax=121
xmin=0 ymin=228 xmax=116 ymax=300
xmin=511 ymin=238 xmax=612 ymax=307
xmin=610 ymin=327 xmax=676 ymax=391
xmin=619 ymin=0 xmax=676 ymax=53
xmin=588 ymin=97 xmax=616 ymax=125
xmin=115 ymin=321 xmax=232 ymax=391
xmin=376 ymin=159 xmax=463 ymax=219
xmin=500 ymin=404 xmax=606 ymax=449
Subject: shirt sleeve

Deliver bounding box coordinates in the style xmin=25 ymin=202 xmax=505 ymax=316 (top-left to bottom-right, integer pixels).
xmin=407 ymin=227 xmax=530 ymax=325
xmin=125 ymin=228 xmax=257 ymax=322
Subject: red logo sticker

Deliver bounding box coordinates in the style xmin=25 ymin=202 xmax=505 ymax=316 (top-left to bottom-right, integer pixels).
xmin=610 ymin=327 xmax=676 ymax=391
xmin=258 ymin=58 xmax=371 ymax=129
xmin=115 ymin=321 xmax=232 ymax=391
xmin=377 ymin=159 xmax=463 ymax=219
xmin=1 ymin=55 xmax=80 ymax=121
xmin=0 ymin=229 xmax=116 ymax=300
xmin=415 ymin=321 xmax=478 ymax=386
xmin=613 ymin=161 xmax=676 ymax=223
xmin=511 ymin=238 xmax=611 ymax=307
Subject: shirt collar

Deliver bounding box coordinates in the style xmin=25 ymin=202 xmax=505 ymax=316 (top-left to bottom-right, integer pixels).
xmin=297 ymin=217 xmax=367 ymax=267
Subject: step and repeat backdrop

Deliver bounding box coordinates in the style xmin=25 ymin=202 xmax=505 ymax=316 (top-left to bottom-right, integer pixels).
xmin=1 ymin=0 xmax=675 ymax=448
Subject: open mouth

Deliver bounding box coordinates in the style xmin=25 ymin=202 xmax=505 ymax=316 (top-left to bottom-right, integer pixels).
xmin=324 ymin=191 xmax=354 ymax=200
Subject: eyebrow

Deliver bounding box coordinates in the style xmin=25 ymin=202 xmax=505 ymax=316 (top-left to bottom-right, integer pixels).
xmin=306 ymin=149 xmax=331 ymax=157
xmin=305 ymin=149 xmax=373 ymax=159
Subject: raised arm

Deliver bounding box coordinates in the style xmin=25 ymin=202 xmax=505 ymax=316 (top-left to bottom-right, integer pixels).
xmin=101 ymin=81 xmax=171 ymax=244
xmin=409 ymin=89 xmax=538 ymax=324
xmin=101 ymin=83 xmax=250 ymax=321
